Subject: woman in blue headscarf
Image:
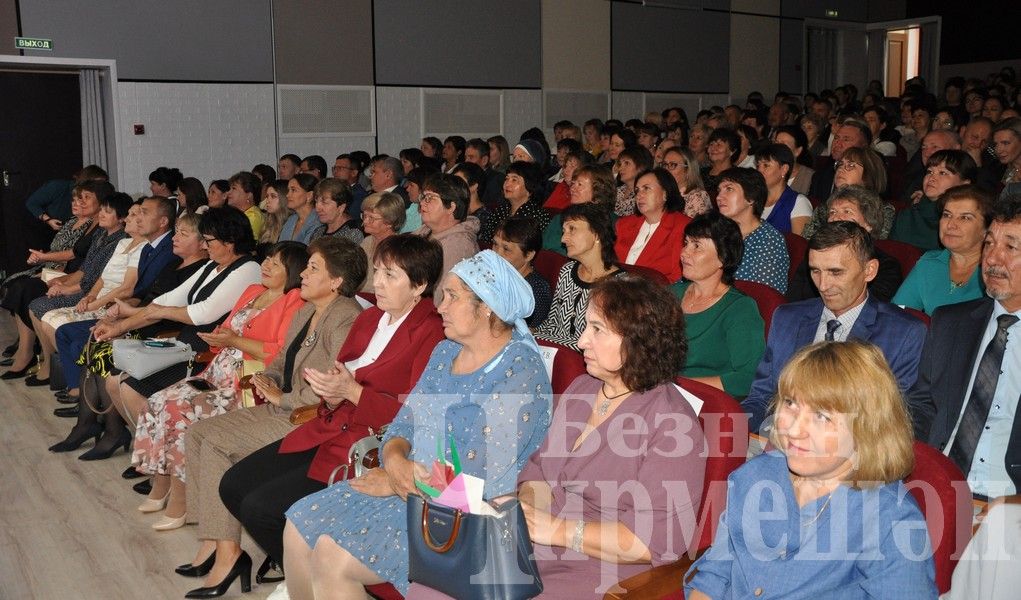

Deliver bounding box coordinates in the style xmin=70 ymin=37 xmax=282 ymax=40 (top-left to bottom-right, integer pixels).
xmin=275 ymin=250 xmax=553 ymax=600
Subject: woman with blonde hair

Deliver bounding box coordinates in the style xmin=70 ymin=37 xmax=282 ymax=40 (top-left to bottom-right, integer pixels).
xmin=258 ymin=179 xmax=291 ymax=246
xmin=662 ymin=146 xmax=712 ymax=217
xmin=359 ymin=192 xmax=405 ymax=293
xmin=686 ymin=341 xmax=937 ymax=599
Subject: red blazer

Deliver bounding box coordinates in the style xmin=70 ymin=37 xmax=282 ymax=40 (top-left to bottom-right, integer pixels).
xmin=207 ymin=285 xmax=305 ymax=365
xmin=613 ymin=211 xmax=690 ymax=284
xmin=543 ymin=181 xmax=571 ymax=213
xmin=279 ymin=298 xmax=445 ymax=483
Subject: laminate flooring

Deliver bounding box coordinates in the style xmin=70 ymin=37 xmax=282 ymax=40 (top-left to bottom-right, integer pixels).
xmin=0 ymin=332 xmax=274 ymax=600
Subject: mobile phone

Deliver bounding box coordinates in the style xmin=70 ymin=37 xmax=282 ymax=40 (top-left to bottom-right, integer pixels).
xmin=144 ymin=340 xmax=176 ymax=348
xmin=187 ymin=379 xmax=215 ymax=392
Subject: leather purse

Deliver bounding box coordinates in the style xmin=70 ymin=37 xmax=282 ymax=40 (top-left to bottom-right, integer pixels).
xmin=406 ymin=494 xmax=543 ymax=600
xmin=111 ymin=338 xmax=195 ymax=380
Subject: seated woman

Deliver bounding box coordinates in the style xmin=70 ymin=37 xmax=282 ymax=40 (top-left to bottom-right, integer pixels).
xmin=685 ymin=341 xmax=937 ymax=599
xmin=278 ymin=173 xmax=321 ymax=244
xmin=451 ymin=162 xmax=490 ymax=240
xmin=542 ymin=164 xmax=616 ymax=254
xmin=701 ymin=128 xmax=740 ymax=201
xmin=614 ymin=167 xmax=691 ymax=283
xmin=310 ymin=178 xmax=363 ymax=244
xmin=483 ymin=161 xmax=552 ymax=246
xmin=891 ymin=149 xmax=978 ymax=251
xmin=787 ymin=185 xmax=903 ymax=302
xmin=1 ymin=181 xmax=102 ymax=375
xmin=491 ymin=216 xmax=552 ymax=327
xmin=258 ymin=179 xmax=291 ymax=247
xmin=992 ymin=117 xmax=1021 ymax=198
xmin=801 ymin=146 xmax=891 ymax=239
xmin=415 ymin=173 xmax=480 ymax=295
xmin=170 ymin=237 xmax=367 ymax=596
xmin=755 ymin=143 xmax=814 ymax=236
xmin=48 ymin=212 xmax=210 ymax=456
xmin=400 ymin=166 xmax=435 ymax=234
xmin=280 ymin=250 xmax=552 ymax=600
xmin=519 ymin=276 xmax=706 ymax=599
xmin=773 ymin=125 xmax=816 ymax=196
xmin=359 ymin=192 xmax=405 ymax=293
xmin=130 ymin=241 xmax=308 ymax=530
xmin=893 ymin=184 xmax=992 ymax=315
xmin=19 ymin=192 xmax=133 ymax=384
xmin=714 ymin=168 xmax=790 ymax=294
xmin=535 ymin=203 xmax=625 ymax=350
xmin=663 ymin=146 xmax=712 ymax=217
xmin=613 ymin=145 xmax=654 ymax=217
xmin=671 ymin=212 xmax=765 ymax=397
xmin=543 ymin=149 xmax=594 ymax=214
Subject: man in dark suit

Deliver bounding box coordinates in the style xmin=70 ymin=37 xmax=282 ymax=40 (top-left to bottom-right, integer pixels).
xmin=742 ymin=221 xmax=926 ymax=431
xmin=910 ymin=198 xmax=1021 ymax=501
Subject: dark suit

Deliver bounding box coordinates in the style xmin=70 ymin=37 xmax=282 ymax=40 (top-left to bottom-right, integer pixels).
xmin=132 ymin=230 xmax=176 ymax=297
xmin=908 ymin=297 xmax=1021 ymax=491
xmin=808 ymin=163 xmax=836 ymax=203
xmin=742 ymin=295 xmax=927 ymax=431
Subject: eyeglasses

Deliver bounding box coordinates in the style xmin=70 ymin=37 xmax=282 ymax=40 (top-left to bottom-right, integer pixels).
xmin=663 ymin=161 xmax=688 ymax=170
xmin=362 ymin=213 xmax=384 ymax=222
xmin=420 ymin=192 xmax=442 ymax=206
xmin=201 ymin=236 xmax=218 ymax=244
xmin=835 ymin=160 xmax=862 ymax=171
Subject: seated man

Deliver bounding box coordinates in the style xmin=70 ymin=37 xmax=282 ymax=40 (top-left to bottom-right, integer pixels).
xmin=742 ymin=221 xmax=926 ymax=431
xmin=910 ymin=197 xmax=1021 ymax=502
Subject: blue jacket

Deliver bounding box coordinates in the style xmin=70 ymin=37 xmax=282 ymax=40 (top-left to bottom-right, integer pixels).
xmin=132 ymin=231 xmax=177 ymax=297
xmin=742 ymin=295 xmax=926 ymax=431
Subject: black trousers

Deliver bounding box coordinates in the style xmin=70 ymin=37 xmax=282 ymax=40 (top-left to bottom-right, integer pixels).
xmin=219 ymin=440 xmax=324 ymax=564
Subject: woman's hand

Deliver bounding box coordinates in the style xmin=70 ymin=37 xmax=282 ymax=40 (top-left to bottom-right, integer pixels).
xmin=75 ymin=295 xmax=94 ymax=313
xmin=27 ymin=249 xmax=46 ymax=265
xmin=197 ymin=327 xmax=238 ymax=349
xmin=348 ymin=468 xmax=396 ymax=497
xmin=521 ymin=501 xmax=566 ymax=548
xmin=91 ymin=321 xmax=123 ymax=342
xmin=382 ymin=454 xmax=430 ymax=501
xmin=47 ymin=219 xmax=63 ymax=231
xmin=112 ymin=298 xmax=140 ymax=318
xmin=251 ymin=373 xmax=283 ymax=406
xmin=47 ymin=283 xmax=70 ymax=298
xmin=910 ymin=189 xmax=924 ymax=205
xmin=304 ymin=361 xmax=363 ymax=406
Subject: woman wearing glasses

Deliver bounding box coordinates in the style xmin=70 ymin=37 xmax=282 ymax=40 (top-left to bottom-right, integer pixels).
xmin=662 ymin=146 xmax=712 ymax=217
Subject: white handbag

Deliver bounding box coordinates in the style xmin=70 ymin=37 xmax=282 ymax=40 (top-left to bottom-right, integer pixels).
xmin=111 ymin=338 xmax=195 ymax=380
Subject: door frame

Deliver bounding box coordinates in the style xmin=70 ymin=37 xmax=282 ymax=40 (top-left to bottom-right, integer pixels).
xmin=0 ymin=55 xmax=121 ymax=188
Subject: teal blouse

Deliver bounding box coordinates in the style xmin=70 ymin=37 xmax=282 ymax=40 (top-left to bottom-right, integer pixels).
xmin=892 ymin=248 xmax=984 ymax=315
xmin=669 ymin=282 xmax=765 ymax=397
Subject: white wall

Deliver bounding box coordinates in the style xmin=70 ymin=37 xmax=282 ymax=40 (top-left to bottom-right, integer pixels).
xmin=116 ymin=82 xmax=276 ymax=196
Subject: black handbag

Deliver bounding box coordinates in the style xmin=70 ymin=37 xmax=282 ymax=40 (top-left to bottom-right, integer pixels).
xmin=406 ymin=493 xmax=543 ymax=600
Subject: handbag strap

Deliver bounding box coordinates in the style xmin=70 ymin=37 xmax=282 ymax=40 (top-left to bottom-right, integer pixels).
xmin=421 ymin=500 xmax=462 ymax=553
xmin=81 ymin=334 xmax=115 ymax=415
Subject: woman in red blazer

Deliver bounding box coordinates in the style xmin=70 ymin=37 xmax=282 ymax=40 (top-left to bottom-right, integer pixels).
xmin=614 ymin=167 xmax=692 ymax=283
xmin=217 ymin=234 xmax=446 ymax=571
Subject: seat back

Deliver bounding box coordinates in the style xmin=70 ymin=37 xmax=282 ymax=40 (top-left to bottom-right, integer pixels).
xmin=536 ymin=340 xmax=587 ymax=398
xmin=676 ymin=377 xmax=749 ymax=552
xmin=733 ymin=280 xmax=785 ymax=339
xmin=903 ymin=306 xmax=930 ymax=326
xmin=782 ymin=231 xmax=809 ymax=285
xmin=619 ymin=262 xmax=670 ymax=285
xmin=533 ymin=250 xmax=569 ymax=294
xmin=875 ymin=239 xmax=923 ymax=277
xmin=904 ymin=441 xmax=973 ymax=594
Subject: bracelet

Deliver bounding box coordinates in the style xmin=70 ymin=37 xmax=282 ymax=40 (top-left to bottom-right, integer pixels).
xmin=570 ymin=519 xmax=586 ymax=553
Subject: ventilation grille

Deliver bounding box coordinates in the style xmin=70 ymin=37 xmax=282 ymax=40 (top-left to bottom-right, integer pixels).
xmin=277 ymin=85 xmax=375 ymax=137
xmin=422 ymin=89 xmax=502 ymax=137
xmin=544 ymin=90 xmax=609 ymax=128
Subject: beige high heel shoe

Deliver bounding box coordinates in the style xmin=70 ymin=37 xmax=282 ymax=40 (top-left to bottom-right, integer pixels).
xmin=152 ymin=513 xmax=187 ymax=531
xmin=137 ymin=492 xmax=170 ymax=513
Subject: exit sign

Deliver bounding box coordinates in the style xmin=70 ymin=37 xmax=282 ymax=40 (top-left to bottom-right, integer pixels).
xmin=825 ymin=9 xmax=839 ymax=17
xmin=15 ymin=37 xmax=53 ymax=51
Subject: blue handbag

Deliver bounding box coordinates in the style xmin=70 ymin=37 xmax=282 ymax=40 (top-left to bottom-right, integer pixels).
xmin=406 ymin=493 xmax=543 ymax=600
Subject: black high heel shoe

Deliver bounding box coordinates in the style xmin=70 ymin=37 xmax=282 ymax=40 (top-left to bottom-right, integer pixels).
xmin=48 ymin=423 xmax=103 ymax=453
xmin=256 ymin=556 xmax=285 ymax=584
xmin=184 ymin=551 xmax=252 ymax=598
xmin=175 ymin=552 xmax=216 ymax=578
xmin=1 ymin=356 xmax=38 ymax=380
xmin=78 ymin=429 xmax=131 ymax=461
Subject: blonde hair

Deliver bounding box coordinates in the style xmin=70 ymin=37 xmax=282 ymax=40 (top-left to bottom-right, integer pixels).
xmin=768 ymin=341 xmax=914 ymax=489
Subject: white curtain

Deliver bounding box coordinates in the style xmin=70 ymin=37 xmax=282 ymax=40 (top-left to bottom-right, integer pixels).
xmin=79 ymin=68 xmax=108 ymax=168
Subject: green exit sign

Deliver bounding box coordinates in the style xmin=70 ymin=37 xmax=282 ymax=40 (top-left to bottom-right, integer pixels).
xmin=15 ymin=37 xmax=53 ymax=51
xmin=825 ymin=9 xmax=839 ymax=17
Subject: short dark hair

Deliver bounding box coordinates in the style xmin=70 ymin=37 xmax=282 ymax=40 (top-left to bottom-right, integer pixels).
xmin=100 ymin=192 xmax=134 ymax=219
xmin=719 ymin=167 xmax=768 ymax=217
xmin=252 ymin=163 xmax=276 ymax=183
xmin=451 ymin=162 xmax=486 ymax=197
xmin=466 ymin=138 xmax=489 ymax=160
xmin=708 ymin=128 xmax=742 ymax=163
xmin=372 ymin=233 xmax=444 ymax=299
xmin=588 ymin=276 xmax=687 ymax=393
xmin=505 ymin=161 xmax=543 ymax=199
xmin=301 ymin=155 xmax=328 ymax=179
xmin=683 ymin=212 xmax=744 ymax=284
xmin=992 ymin=194 xmax=1021 ymax=224
xmin=611 ymin=128 xmax=637 ymax=148
xmin=423 ymin=173 xmax=470 ymax=221
xmin=754 ymin=143 xmax=796 ymax=178
xmin=618 ymin=145 xmax=654 ymax=173
xmin=443 ymin=136 xmax=466 ymax=162
xmin=840 ymin=118 xmax=873 ymax=145
xmin=265 ymin=240 xmax=309 ymax=292
xmin=556 ymin=138 xmax=583 ymax=154
xmin=553 ymin=119 xmax=575 ymax=131
xmin=279 ymin=154 xmax=302 ymax=168
xmin=398 ymin=148 xmax=426 ymax=170
xmin=774 ymin=124 xmax=814 ymax=167
xmin=636 ymin=168 xmax=684 ymax=213
xmin=926 ymin=149 xmax=978 ymax=183
xmin=75 ymin=164 xmax=108 ymax=182
xmin=199 ymin=206 xmax=257 ymax=255
xmin=938 ymin=184 xmax=995 ymax=227
xmin=495 ymin=216 xmax=543 ymax=259
xmin=291 ymin=172 xmax=319 ymax=193
xmin=809 ymin=220 xmax=875 ymax=264
xmin=78 ymin=179 xmax=116 ymax=202
xmin=314 ymin=178 xmax=352 ymax=209
xmin=145 ymin=195 xmax=178 ymax=230
xmin=421 ymin=137 xmax=442 ymax=156
xmin=209 ymin=180 xmax=229 ymax=195
xmin=228 ymin=171 xmax=261 ymax=204
xmin=308 ymin=236 xmax=367 ymax=297
xmin=561 ymin=203 xmax=617 ymax=269
xmin=405 ymin=165 xmax=440 ymax=191
xmin=149 ymin=166 xmax=183 ymax=191
xmin=336 ymin=153 xmax=364 ymax=174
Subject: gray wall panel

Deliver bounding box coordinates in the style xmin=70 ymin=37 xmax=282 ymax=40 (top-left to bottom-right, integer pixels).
xmin=17 ymin=0 xmax=273 ymax=81
xmin=373 ymin=0 xmax=541 ymax=88
xmin=779 ymin=17 xmax=804 ymax=94
xmin=274 ymin=0 xmax=374 ymax=85
xmin=612 ymin=4 xmax=730 ymax=93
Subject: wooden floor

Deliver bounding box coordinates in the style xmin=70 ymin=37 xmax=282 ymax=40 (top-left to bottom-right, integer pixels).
xmin=0 ymin=331 xmax=273 ymax=600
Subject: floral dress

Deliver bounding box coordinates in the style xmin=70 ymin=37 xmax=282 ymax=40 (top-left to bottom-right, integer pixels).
xmin=132 ymin=303 xmax=264 ymax=480
xmin=286 ymin=336 xmax=552 ymax=596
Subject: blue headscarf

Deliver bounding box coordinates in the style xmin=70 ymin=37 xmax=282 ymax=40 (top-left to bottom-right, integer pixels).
xmin=450 ymin=250 xmax=539 ymax=354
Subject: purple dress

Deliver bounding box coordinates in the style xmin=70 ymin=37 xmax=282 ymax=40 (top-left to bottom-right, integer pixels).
xmin=517 ymin=375 xmax=706 ymax=600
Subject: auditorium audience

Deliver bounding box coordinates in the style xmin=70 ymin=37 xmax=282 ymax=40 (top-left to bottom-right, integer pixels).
xmin=756 ymin=143 xmax=813 ymax=235
xmin=309 ymin=178 xmax=363 ymax=245
xmin=277 ymin=174 xmax=320 ymax=244
xmin=714 ymin=167 xmax=789 ymax=293
xmin=258 ymin=179 xmax=290 ymax=246
xmin=491 ymin=217 xmax=551 ymax=328
xmin=993 ymin=117 xmax=1021 ymax=198
xmin=802 ymin=146 xmax=891 ymax=239
xmin=415 ymin=173 xmax=480 ymax=298
xmin=891 ymin=149 xmax=977 ymax=250
xmin=614 ymin=167 xmax=690 ymax=282
xmin=358 ymin=192 xmax=405 ymax=294
xmin=226 ymin=171 xmax=265 ymax=240
xmin=613 ymin=145 xmax=653 ymax=216
xmin=662 ymin=146 xmax=712 ymax=217
xmin=484 ymin=161 xmax=551 ymax=246
xmin=543 ymin=164 xmax=615 ymax=254
xmin=702 ymin=128 xmax=741 ymax=198
xmin=773 ymin=124 xmax=816 ymax=195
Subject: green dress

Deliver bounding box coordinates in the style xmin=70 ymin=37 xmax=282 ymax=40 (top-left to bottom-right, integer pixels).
xmin=669 ymin=282 xmax=765 ymax=398
xmin=889 ymin=197 xmax=939 ymax=250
